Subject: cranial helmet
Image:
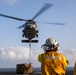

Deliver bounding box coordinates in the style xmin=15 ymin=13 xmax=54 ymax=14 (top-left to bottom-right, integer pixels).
xmin=41 ymin=38 xmax=60 ymax=51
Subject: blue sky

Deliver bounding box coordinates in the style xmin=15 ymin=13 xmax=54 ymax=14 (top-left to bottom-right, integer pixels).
xmin=0 ymin=0 xmax=76 ymax=68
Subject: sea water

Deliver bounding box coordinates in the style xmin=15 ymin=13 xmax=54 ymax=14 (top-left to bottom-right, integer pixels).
xmin=0 ymin=67 xmax=73 ymax=72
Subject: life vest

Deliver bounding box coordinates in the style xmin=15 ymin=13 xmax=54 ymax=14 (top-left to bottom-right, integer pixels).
xmin=73 ymin=61 xmax=76 ymax=75
xmin=38 ymin=51 xmax=68 ymax=75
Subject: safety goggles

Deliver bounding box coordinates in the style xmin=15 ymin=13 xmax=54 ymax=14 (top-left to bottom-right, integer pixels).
xmin=41 ymin=44 xmax=51 ymax=50
xmin=41 ymin=44 xmax=59 ymax=51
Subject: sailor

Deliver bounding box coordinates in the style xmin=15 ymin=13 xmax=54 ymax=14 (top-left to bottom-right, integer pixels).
xmin=38 ymin=38 xmax=69 ymax=75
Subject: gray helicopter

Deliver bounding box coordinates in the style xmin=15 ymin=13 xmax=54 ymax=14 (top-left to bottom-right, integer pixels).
xmin=0 ymin=3 xmax=66 ymax=43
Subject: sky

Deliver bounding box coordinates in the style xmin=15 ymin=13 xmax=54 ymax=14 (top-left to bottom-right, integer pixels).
xmin=0 ymin=0 xmax=76 ymax=68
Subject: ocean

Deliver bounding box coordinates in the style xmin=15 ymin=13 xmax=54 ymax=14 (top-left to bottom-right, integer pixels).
xmin=0 ymin=67 xmax=73 ymax=72
xmin=0 ymin=67 xmax=74 ymax=75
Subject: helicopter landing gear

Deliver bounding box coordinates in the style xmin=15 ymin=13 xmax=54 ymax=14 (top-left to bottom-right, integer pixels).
xmin=22 ymin=40 xmax=38 ymax=43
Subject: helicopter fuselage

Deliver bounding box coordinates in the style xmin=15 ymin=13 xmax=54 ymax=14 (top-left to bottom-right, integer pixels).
xmin=22 ymin=21 xmax=38 ymax=40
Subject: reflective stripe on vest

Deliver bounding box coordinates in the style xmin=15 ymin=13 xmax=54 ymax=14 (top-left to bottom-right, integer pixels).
xmin=44 ymin=56 xmax=61 ymax=60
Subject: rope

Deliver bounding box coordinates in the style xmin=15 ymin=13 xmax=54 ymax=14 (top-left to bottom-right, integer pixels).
xmin=28 ymin=41 xmax=32 ymax=75
xmin=29 ymin=42 xmax=31 ymax=64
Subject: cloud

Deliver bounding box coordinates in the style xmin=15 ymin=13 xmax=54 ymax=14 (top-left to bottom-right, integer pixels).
xmin=0 ymin=47 xmax=42 ymax=68
xmin=32 ymin=50 xmax=43 ymax=60
xmin=59 ymin=49 xmax=76 ymax=66
xmin=0 ymin=0 xmax=20 ymax=5
xmin=0 ymin=47 xmax=43 ymax=60
xmin=0 ymin=47 xmax=30 ymax=59
xmin=0 ymin=47 xmax=76 ymax=67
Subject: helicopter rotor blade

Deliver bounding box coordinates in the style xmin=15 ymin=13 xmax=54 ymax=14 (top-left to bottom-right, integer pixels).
xmin=0 ymin=14 xmax=28 ymax=21
xmin=36 ymin=21 xmax=66 ymax=25
xmin=32 ymin=3 xmax=53 ymax=20
xmin=17 ymin=24 xmax=25 ymax=29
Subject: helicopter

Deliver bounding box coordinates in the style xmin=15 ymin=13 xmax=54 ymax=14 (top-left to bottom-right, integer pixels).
xmin=0 ymin=3 xmax=66 ymax=43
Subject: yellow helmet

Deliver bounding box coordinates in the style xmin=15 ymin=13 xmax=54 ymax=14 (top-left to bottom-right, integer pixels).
xmin=41 ymin=38 xmax=60 ymax=51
